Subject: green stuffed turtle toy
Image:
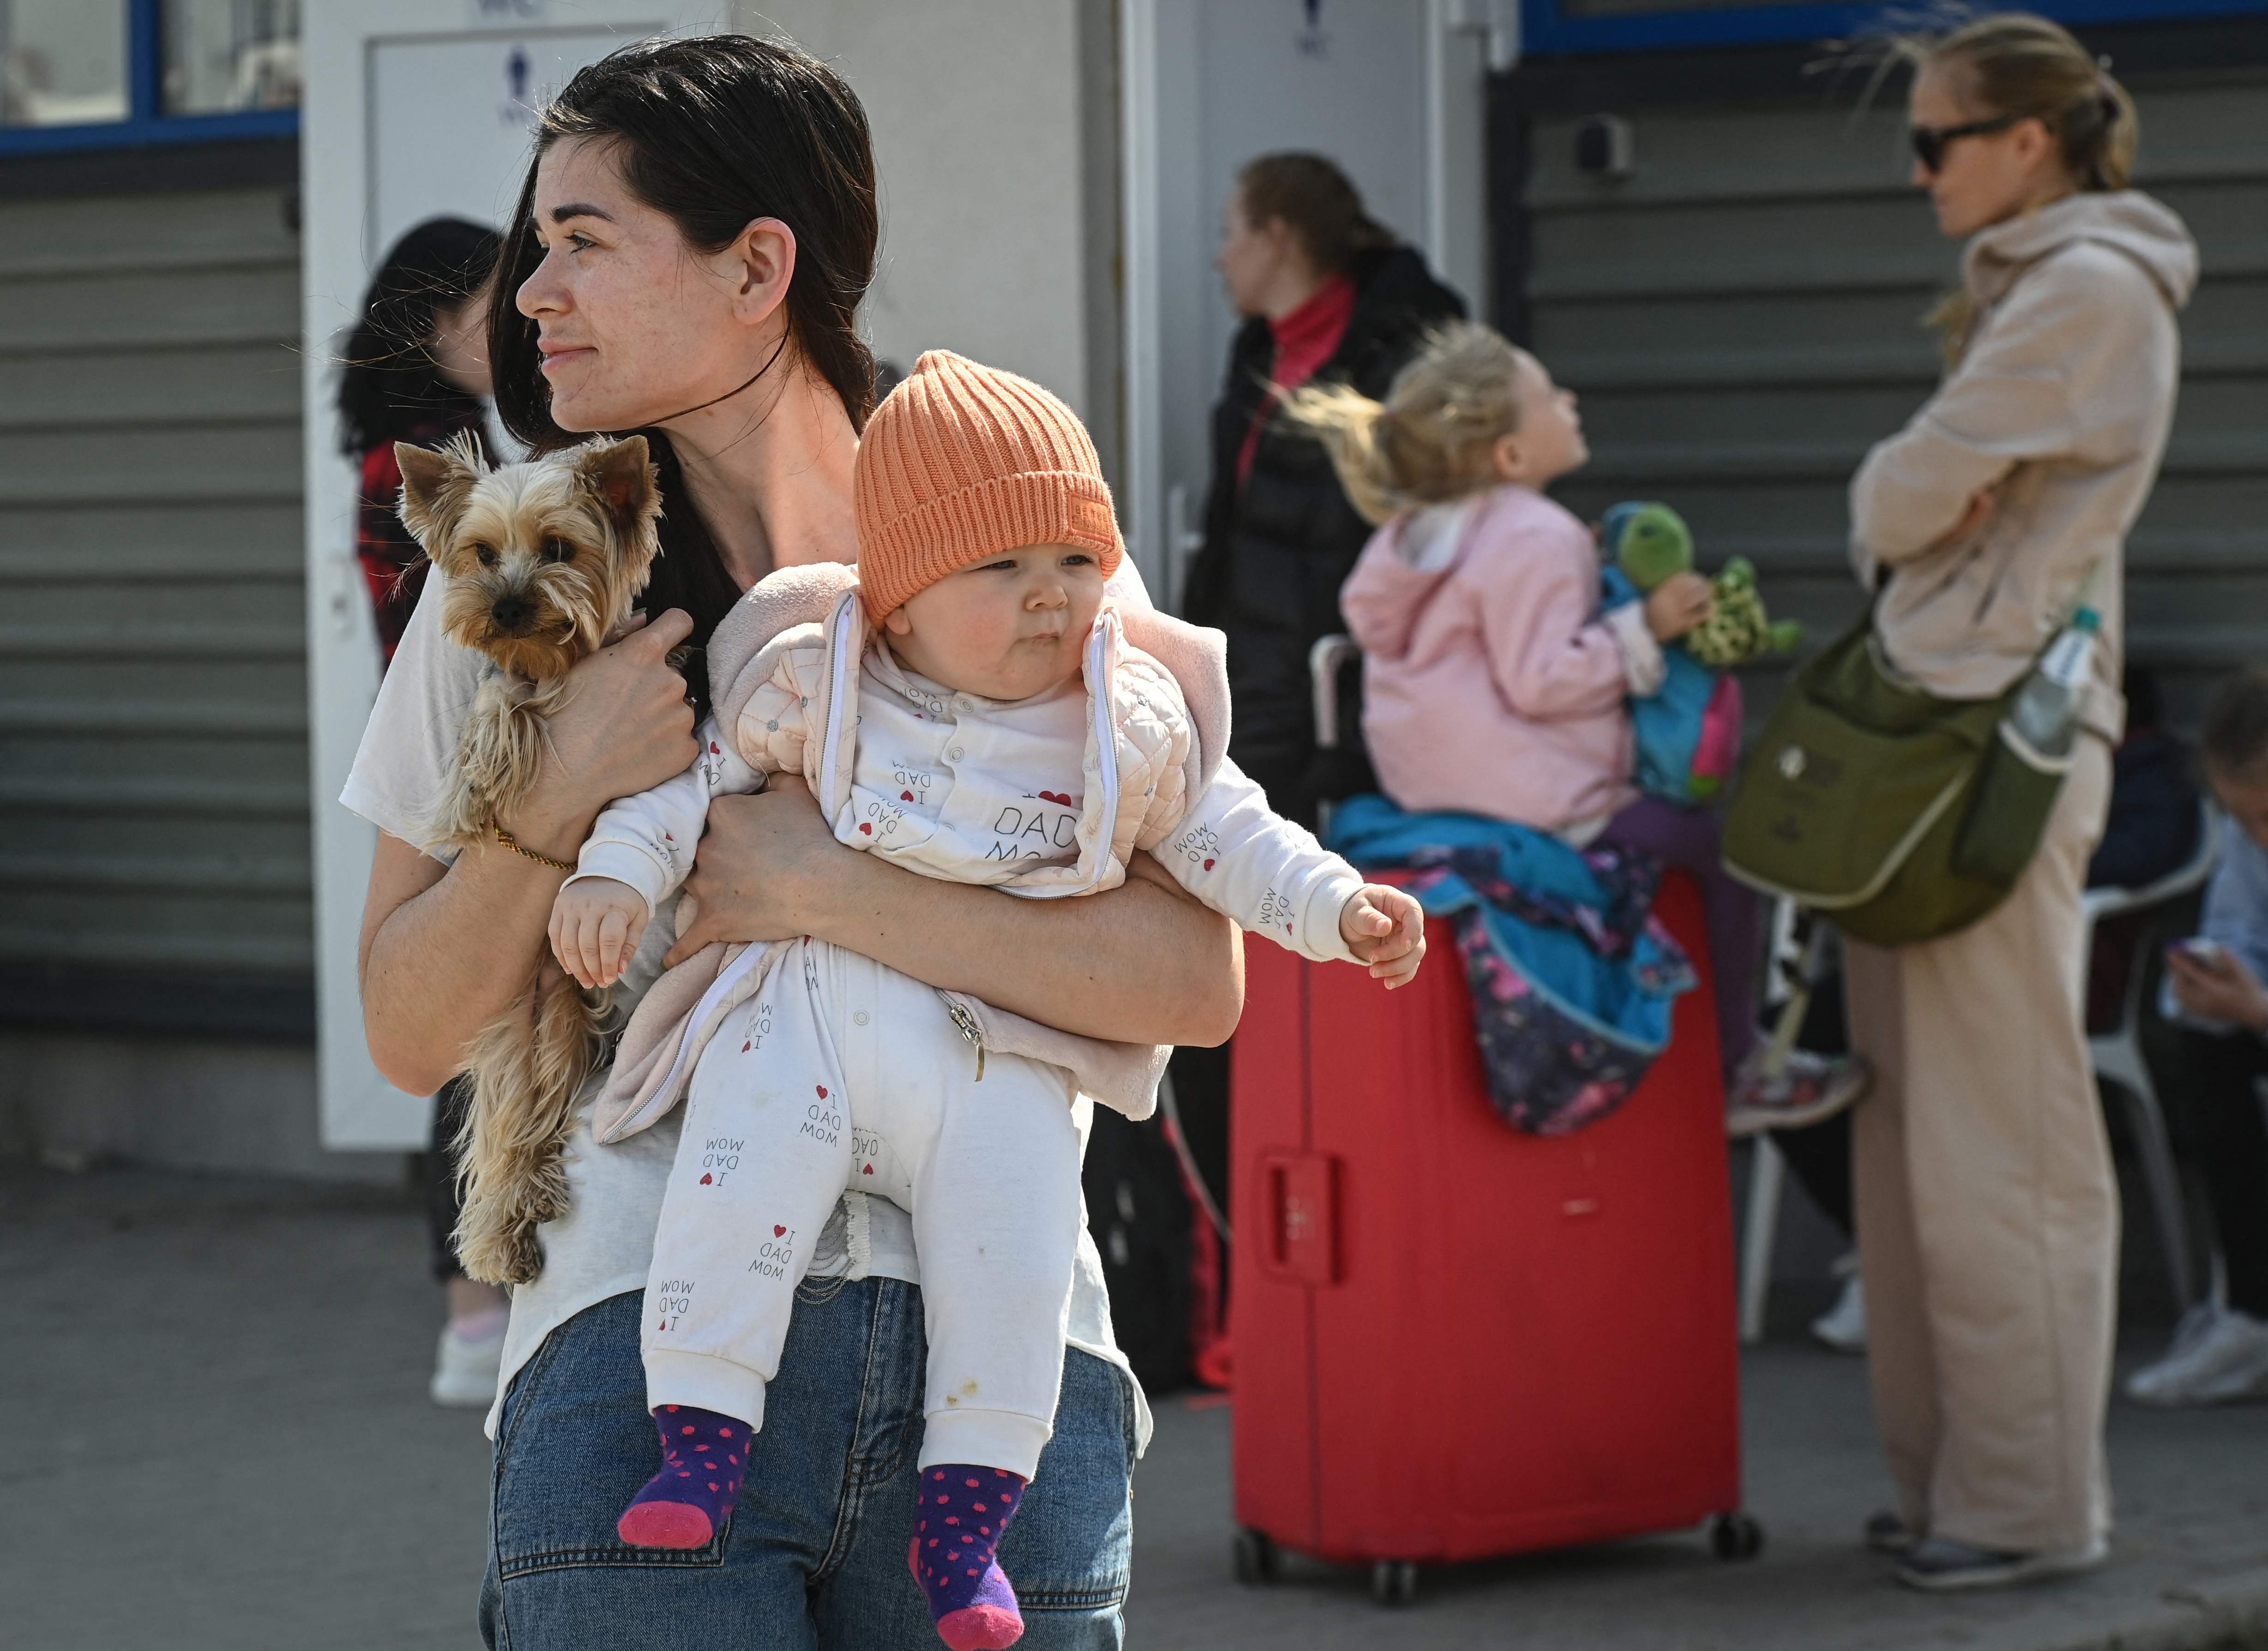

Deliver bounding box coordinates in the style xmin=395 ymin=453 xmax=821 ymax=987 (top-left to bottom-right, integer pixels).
xmin=1600 ymin=500 xmax=1802 ymax=669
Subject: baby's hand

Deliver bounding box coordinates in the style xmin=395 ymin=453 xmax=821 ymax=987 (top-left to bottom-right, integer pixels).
xmin=1340 ymin=883 xmax=1427 ymax=990
xmin=549 ymin=877 xmax=650 ymax=991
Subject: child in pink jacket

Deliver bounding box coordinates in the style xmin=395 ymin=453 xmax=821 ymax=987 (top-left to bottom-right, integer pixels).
xmin=1295 ymin=322 xmax=1865 ymax=1131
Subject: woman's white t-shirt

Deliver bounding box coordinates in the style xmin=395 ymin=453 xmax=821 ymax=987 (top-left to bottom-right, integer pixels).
xmin=340 ymin=569 xmax=1147 ymax=1448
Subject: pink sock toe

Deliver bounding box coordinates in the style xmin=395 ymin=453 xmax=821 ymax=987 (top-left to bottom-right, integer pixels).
xmin=618 ymin=1404 xmax=746 ymax=1549
xmin=909 ymin=1465 xmax=1028 ymax=1648
xmin=936 ymin=1603 xmax=1024 ymax=1650
xmin=616 ymin=1500 xmax=716 ymax=1549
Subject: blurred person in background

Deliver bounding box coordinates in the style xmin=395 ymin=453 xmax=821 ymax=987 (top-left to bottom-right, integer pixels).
xmin=337 ymin=215 xmax=505 ymax=1406
xmin=1183 ymin=151 xmax=1463 ymax=824
xmin=1173 ymin=157 xmax=1462 ymax=1383
xmin=2131 ymin=666 xmax=2268 ymax=1407
xmin=1841 ymin=14 xmax=2195 ymax=1590
xmin=341 ymin=217 xmax=502 ymax=667
xmin=2086 ymin=666 xmax=2202 ymax=894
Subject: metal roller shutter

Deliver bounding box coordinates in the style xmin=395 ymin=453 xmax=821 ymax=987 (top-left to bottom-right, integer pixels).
xmin=0 ymin=185 xmax=310 ymax=1000
xmin=1506 ymin=61 xmax=2268 ymax=728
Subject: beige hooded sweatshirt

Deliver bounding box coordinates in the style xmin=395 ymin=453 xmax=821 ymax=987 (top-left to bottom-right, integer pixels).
xmin=1851 ymin=191 xmax=2198 ymax=738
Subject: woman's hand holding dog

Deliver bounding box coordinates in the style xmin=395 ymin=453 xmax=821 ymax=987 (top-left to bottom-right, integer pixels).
xmin=505 ymin=609 xmax=700 ymax=859
xmin=551 ymin=878 xmax=651 ymax=989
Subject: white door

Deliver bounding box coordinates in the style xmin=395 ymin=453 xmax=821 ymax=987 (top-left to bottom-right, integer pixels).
xmin=1119 ymin=0 xmax=1496 ymax=609
xmin=367 ymin=30 xmax=644 ymax=263
xmin=301 ymin=2 xmax=719 ymax=1151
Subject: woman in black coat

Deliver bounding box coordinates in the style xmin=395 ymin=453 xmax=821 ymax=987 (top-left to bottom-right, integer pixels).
xmin=1181 ymin=151 xmax=1464 ymax=824
xmin=1166 ymin=157 xmax=1462 ymax=1387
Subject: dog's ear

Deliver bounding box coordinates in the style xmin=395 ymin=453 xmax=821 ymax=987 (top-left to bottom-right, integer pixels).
xmin=574 ymin=435 xmax=660 ymax=534
xmin=396 ymin=440 xmax=480 ymax=547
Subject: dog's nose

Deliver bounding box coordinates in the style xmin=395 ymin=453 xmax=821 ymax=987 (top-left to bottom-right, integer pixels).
xmin=490 ymin=595 xmax=533 ymax=632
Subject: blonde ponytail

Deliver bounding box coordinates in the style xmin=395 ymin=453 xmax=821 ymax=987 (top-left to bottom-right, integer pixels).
xmin=1282 ymin=321 xmax=1524 ymax=526
xmin=1280 ymin=381 xmax=1400 ymax=526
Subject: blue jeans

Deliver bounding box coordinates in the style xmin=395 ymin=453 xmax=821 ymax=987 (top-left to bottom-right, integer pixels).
xmin=481 ymin=1282 xmax=1135 ymax=1649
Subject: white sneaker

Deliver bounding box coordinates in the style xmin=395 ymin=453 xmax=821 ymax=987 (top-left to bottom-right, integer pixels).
xmin=2125 ymin=1304 xmax=2268 ymax=1407
xmin=430 ymin=1316 xmax=507 ymax=1408
xmin=1812 ymin=1264 xmax=1867 ymax=1354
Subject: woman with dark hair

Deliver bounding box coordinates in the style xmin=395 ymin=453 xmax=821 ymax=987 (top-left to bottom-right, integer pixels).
xmin=337 ymin=216 xmax=510 ymax=1411
xmin=1171 ymin=157 xmax=1462 ymax=1363
xmin=1181 ymin=151 xmax=1464 ymax=823
xmin=338 ymin=216 xmax=501 ymax=666
xmin=343 ymin=36 xmax=1238 ymax=1647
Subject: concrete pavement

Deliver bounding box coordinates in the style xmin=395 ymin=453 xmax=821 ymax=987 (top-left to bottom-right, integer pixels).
xmin=3 ymin=1163 xmax=2262 ymax=1650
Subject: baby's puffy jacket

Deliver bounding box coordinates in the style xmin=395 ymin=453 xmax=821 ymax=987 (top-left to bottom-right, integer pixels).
xmin=580 ymin=559 xmax=1363 ymax=1141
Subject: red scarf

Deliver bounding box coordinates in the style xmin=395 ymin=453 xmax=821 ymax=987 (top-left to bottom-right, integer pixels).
xmin=1236 ymin=273 xmax=1357 ymax=490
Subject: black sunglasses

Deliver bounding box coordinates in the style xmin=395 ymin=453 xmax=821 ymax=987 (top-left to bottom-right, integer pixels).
xmin=1909 ymin=114 xmax=2021 ymax=174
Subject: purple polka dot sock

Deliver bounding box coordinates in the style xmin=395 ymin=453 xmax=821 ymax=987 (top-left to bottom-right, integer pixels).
xmin=907 ymin=1465 xmax=1028 ymax=1650
xmin=616 ymin=1404 xmax=749 ymax=1549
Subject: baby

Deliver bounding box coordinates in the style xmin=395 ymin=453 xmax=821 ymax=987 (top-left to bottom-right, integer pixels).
xmin=548 ymin=352 xmax=1422 ymax=1650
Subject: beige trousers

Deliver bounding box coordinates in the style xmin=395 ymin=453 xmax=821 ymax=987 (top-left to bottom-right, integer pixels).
xmin=1845 ymin=735 xmax=2115 ymax=1554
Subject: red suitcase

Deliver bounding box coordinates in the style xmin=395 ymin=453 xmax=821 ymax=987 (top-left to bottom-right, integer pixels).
xmin=1228 ymin=873 xmax=1758 ymax=1603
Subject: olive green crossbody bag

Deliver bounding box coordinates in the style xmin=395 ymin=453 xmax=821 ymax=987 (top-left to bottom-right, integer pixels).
xmin=1720 ymin=598 xmax=2087 ymax=949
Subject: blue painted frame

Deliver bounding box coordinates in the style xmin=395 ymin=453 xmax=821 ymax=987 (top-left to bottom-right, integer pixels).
xmin=0 ymin=0 xmax=299 ymax=156
xmin=1521 ymin=0 xmax=2268 ymax=58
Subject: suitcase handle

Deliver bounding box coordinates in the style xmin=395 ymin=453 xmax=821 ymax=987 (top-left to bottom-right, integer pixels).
xmin=1258 ymin=1151 xmax=1340 ymax=1287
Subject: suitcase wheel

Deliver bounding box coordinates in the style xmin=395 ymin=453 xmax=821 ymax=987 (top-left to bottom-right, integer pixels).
xmin=1709 ymin=1511 xmax=1766 ymax=1562
xmin=1232 ymin=1527 xmax=1280 ymax=1586
xmin=1370 ymin=1559 xmax=1418 ymax=1607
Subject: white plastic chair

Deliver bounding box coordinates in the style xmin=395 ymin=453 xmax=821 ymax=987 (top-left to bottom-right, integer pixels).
xmin=1310 ymin=634 xmax=1361 ymax=835
xmin=1738 ymin=802 xmax=2224 ymax=1338
xmin=1737 ymin=899 xmax=1811 ymax=1343
xmin=2077 ymin=803 xmax=2222 ymax=1312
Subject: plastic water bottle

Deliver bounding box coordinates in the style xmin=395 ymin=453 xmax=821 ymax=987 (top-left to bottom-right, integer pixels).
xmin=2009 ymin=607 xmax=2100 ymax=757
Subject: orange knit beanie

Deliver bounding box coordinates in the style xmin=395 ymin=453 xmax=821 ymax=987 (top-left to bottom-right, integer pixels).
xmin=854 ymin=349 xmax=1123 ymax=621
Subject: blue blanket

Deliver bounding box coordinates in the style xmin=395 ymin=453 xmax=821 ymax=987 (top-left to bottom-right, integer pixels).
xmin=1327 ymin=794 xmax=1696 ymax=1135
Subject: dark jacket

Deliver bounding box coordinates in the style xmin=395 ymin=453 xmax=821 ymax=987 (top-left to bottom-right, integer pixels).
xmin=2087 ymin=728 xmax=2202 ymax=892
xmin=357 ymin=408 xmax=489 ymax=668
xmin=1182 ymin=244 xmax=1464 ymax=823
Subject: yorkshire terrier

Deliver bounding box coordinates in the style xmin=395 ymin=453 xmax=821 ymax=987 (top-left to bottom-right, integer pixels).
xmin=394 ymin=432 xmax=665 ymax=1285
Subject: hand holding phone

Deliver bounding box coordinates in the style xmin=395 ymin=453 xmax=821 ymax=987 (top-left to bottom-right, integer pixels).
xmin=2165 ymin=935 xmax=2268 ymax=1033
xmin=2167 ymin=936 xmax=2229 ymax=971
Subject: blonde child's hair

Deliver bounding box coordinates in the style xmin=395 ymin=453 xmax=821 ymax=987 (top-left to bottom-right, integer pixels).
xmin=1281 ymin=322 xmax=1525 ymax=526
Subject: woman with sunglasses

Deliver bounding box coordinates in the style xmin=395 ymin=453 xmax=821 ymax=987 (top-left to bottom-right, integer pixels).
xmin=1841 ymin=13 xmax=2196 ymax=1592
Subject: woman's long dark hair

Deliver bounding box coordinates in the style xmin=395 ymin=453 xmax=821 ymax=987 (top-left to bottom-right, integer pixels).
xmin=337 ymin=217 xmax=500 ymax=455
xmin=485 ymin=36 xmax=880 ymax=649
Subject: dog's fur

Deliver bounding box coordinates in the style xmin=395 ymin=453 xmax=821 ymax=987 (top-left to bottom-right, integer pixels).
xmin=395 ymin=432 xmax=664 ymax=1285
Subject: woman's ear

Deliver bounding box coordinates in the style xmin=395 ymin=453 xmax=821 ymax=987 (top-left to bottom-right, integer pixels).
xmin=728 ymin=216 xmax=799 ymax=328
xmin=1262 ymin=215 xmax=1307 ymax=277
xmin=2009 ymin=115 xmax=2062 ymax=185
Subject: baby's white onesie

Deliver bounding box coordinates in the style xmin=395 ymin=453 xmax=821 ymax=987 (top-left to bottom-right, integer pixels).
xmin=571 ymin=618 xmax=1364 ymax=1477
